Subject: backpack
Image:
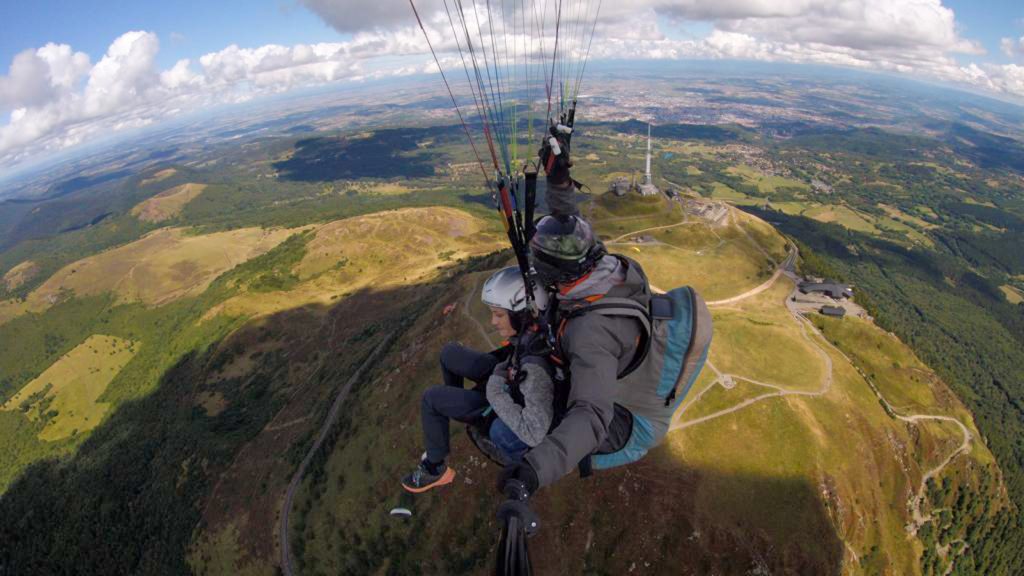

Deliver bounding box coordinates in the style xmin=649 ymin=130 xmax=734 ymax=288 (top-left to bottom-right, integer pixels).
xmin=552 ymin=257 xmax=713 ymax=473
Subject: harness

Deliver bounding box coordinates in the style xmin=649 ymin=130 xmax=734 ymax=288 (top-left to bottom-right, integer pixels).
xmin=547 ymin=255 xmax=653 ymax=380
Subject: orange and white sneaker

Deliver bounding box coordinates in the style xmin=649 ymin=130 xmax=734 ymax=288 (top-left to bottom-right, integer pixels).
xmin=401 ymin=460 xmax=456 ymax=493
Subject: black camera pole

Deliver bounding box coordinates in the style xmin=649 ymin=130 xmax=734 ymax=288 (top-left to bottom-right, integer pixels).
xmin=495 ymin=479 xmax=540 ymax=576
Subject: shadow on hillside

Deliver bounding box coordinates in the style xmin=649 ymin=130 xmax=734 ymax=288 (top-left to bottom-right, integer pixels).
xmin=1 ymin=247 xmax=845 ymax=575
xmin=525 ymin=453 xmax=846 ymax=575
xmin=0 ymin=262 xmax=491 ymax=575
xmin=374 ymin=444 xmax=846 ymax=575
xmin=273 ymin=126 xmax=465 ymax=182
xmin=281 ymin=271 xmax=847 ymax=576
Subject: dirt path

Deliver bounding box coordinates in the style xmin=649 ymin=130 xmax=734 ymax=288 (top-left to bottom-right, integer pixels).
xmin=705 ymin=246 xmax=795 ymax=307
xmin=280 ymin=332 xmax=396 ymax=576
xmin=814 ymin=325 xmax=973 ymax=536
xmin=670 ymin=289 xmax=833 ymax=431
xmin=655 ymin=234 xmax=972 ymax=568
xmin=607 ymin=219 xmax=699 ymax=244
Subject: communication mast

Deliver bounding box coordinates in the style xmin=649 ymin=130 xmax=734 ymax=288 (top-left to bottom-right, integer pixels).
xmin=638 ymin=123 xmax=659 ymax=196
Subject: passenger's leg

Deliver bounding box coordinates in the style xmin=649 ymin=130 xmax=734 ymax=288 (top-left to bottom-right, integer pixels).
xmin=488 ymin=418 xmax=531 ymax=463
xmin=404 ymin=385 xmax=489 ymax=493
xmin=421 ymin=385 xmax=489 ymax=464
xmin=440 ymin=342 xmax=499 ymax=389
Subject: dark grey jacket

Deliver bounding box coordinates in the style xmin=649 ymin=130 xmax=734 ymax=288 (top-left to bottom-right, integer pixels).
xmin=524 ymin=255 xmax=650 ymax=487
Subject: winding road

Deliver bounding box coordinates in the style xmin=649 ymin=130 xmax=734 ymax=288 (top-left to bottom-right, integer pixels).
xmin=279 ymin=332 xmax=395 ymax=576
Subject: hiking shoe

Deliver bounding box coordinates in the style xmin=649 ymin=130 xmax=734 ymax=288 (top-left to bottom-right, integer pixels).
xmin=401 ymin=461 xmax=456 ymax=493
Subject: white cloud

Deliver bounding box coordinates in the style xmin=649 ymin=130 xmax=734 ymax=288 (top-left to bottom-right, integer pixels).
xmin=664 ymin=0 xmax=981 ymax=53
xmin=300 ymin=0 xmax=444 ymax=33
xmin=83 ymin=31 xmax=161 ymax=117
xmin=0 ymin=43 xmax=90 ymax=112
xmin=160 ymin=59 xmax=199 ymax=89
xmin=0 ymin=31 xmax=416 ymax=168
xmin=0 ymin=50 xmax=56 ymax=110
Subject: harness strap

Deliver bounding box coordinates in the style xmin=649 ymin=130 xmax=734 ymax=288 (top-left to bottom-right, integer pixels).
xmin=578 ymin=455 xmax=593 ymax=479
xmin=554 ymin=298 xmax=653 ymax=379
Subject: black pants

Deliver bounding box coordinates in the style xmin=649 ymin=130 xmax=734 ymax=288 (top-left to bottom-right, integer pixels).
xmin=422 ymin=343 xmax=500 ymax=463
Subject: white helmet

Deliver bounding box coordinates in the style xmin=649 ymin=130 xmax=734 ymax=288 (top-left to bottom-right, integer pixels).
xmin=481 ymin=267 xmax=549 ymax=313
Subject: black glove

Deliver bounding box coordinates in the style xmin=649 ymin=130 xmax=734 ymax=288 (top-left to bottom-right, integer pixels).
xmin=538 ymin=126 xmax=572 ymax=187
xmin=497 ymin=460 xmax=540 ymax=497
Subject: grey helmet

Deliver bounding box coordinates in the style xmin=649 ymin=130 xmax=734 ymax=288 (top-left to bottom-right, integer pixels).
xmin=481 ymin=267 xmax=549 ymax=313
xmin=528 ymin=215 xmax=606 ymax=286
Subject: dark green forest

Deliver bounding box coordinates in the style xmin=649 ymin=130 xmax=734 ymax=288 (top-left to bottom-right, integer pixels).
xmin=273 ymin=126 xmax=465 ymax=181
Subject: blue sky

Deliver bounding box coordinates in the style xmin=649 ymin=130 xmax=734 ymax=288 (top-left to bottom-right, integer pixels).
xmin=946 ymin=0 xmax=1023 ymax=61
xmin=0 ymin=1 xmax=344 ymax=70
xmin=1 ymin=0 xmax=1022 ymax=172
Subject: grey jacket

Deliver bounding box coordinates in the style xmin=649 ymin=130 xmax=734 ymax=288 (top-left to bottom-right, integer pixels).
xmin=524 ymin=254 xmax=650 ymax=487
xmin=486 ymin=362 xmax=554 ymax=447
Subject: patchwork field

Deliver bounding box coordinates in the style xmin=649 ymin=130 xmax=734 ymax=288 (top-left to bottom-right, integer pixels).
xmin=802 ymin=204 xmax=881 ymax=234
xmin=1001 ymin=284 xmax=1024 ymax=304
xmin=1 ymin=335 xmax=136 ymax=441
xmin=210 ymin=207 xmax=505 ymax=319
xmin=349 ymin=182 xmax=416 ymax=196
xmin=139 ymin=168 xmax=178 ymax=187
xmin=131 ymin=183 xmax=208 ymax=222
xmin=19 ymin=226 xmax=298 ymax=314
xmin=726 ymin=164 xmax=810 ymax=194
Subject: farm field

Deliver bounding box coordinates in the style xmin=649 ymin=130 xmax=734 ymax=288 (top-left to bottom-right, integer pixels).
xmin=131 ymin=183 xmax=208 ymax=223
xmin=209 ymin=207 xmax=505 ymax=320
xmin=1001 ymin=284 xmax=1024 ymax=304
xmin=6 ymin=225 xmax=300 ymax=321
xmin=139 ymin=168 xmax=178 ymax=187
xmin=803 ymin=204 xmax=881 ymax=234
xmin=1 ymin=334 xmax=136 ymax=441
xmin=726 ymin=164 xmax=810 ymax=194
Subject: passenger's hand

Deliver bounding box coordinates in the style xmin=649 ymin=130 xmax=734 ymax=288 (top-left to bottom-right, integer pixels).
xmin=492 ymin=360 xmax=511 ymax=380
